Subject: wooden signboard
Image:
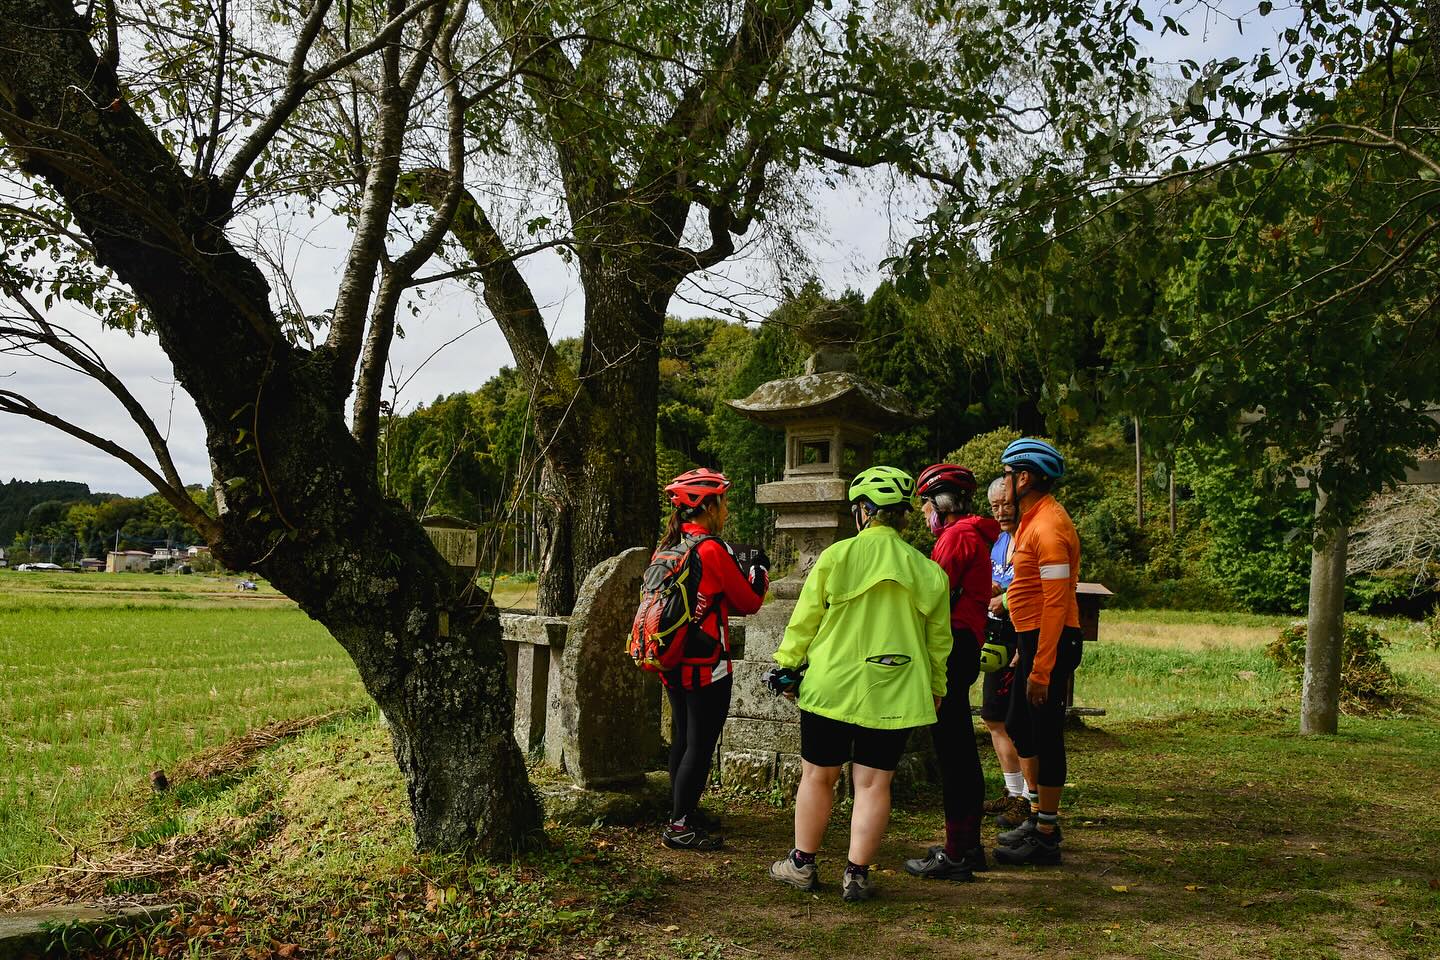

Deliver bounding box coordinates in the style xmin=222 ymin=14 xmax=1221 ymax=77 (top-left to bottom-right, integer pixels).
xmin=421 ymin=515 xmax=478 ymax=570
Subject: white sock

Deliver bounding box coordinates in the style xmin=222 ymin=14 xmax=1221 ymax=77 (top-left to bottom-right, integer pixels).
xmin=1003 ymin=771 xmax=1026 ymax=797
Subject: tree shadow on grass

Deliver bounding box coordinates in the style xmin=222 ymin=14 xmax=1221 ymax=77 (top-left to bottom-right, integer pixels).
xmin=612 ymin=710 xmax=1440 ymax=959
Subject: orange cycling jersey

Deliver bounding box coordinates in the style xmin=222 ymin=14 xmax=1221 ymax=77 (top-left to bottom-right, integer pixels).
xmin=1006 ymin=493 xmax=1080 ymax=686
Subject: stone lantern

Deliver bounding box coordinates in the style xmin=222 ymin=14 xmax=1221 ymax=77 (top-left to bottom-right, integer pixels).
xmin=717 ymin=303 xmax=925 ymax=792
xmin=725 ymin=304 xmax=920 ymax=598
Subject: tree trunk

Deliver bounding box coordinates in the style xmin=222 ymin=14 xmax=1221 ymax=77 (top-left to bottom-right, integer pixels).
xmin=246 ymin=416 xmax=543 ymax=853
xmin=0 ymin=0 xmax=541 ymax=854
xmin=1301 ymin=487 xmax=1347 ymax=736
xmin=547 ymin=264 xmax=668 ymax=612
xmin=1134 ymin=417 xmax=1144 ymax=527
xmin=534 ymin=459 xmax=575 ymax=615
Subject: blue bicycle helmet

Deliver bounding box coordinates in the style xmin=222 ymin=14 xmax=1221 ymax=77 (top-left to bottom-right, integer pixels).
xmin=1000 ymin=438 xmax=1066 ymax=479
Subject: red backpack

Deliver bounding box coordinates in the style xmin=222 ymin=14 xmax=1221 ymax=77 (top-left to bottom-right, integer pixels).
xmin=628 ymin=533 xmax=716 ymax=672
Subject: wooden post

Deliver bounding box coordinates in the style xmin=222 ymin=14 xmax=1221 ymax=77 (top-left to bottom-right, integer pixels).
xmin=1301 ymin=486 xmax=1347 ymax=735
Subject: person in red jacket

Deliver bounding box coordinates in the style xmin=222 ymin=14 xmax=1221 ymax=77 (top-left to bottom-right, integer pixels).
xmin=657 ymin=468 xmax=769 ymax=851
xmin=904 ymin=463 xmax=1000 ymax=881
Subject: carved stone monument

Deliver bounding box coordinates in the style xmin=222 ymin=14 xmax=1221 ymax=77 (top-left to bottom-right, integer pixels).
xmin=547 ymin=546 xmax=662 ymax=787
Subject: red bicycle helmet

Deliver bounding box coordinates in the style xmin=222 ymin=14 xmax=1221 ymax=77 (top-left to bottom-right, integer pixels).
xmin=916 ymin=463 xmax=977 ymax=498
xmin=664 ymin=467 xmax=731 ymax=510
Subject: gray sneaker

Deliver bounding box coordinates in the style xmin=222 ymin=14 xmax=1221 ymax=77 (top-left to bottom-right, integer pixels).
xmin=770 ymin=853 xmax=818 ymax=891
xmin=841 ymin=869 xmax=874 ymax=902
xmin=998 ymin=818 xmax=1062 ymax=848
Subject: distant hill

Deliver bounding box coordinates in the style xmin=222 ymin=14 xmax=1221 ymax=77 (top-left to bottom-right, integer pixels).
xmin=0 ymin=479 xmax=95 ymax=544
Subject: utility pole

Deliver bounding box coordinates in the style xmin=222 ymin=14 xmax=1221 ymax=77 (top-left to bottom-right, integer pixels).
xmin=1133 ymin=417 xmax=1144 ymax=527
xmin=1168 ymin=466 xmax=1177 ymax=535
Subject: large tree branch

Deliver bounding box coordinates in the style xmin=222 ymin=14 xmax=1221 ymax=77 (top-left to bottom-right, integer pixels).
xmin=217 ymin=0 xmax=444 ymax=200
xmin=352 ymin=0 xmax=471 ymax=460
xmin=676 ymin=136 xmax=772 ymax=273
xmin=472 ymin=1 xmax=623 ymax=223
xmin=323 ymin=0 xmax=450 ymax=393
xmin=632 ymin=0 xmax=811 ymax=227
xmin=0 ymin=0 xmax=284 ymax=356
xmin=807 ymin=142 xmax=963 ymax=189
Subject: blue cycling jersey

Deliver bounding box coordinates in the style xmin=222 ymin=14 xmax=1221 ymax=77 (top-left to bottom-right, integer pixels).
xmin=991 ymin=531 xmax=1014 ymax=592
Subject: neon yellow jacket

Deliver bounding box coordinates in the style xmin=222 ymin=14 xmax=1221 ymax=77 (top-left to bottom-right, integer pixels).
xmin=773 ymin=524 xmax=954 ymax=730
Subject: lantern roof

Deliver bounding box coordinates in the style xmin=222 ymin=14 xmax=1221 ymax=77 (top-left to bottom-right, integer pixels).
xmin=725 ymin=371 xmax=920 ymax=431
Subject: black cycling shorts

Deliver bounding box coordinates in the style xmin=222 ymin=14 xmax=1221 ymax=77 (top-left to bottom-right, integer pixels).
xmin=980 ymin=615 xmax=1017 ymax=722
xmin=799 ymin=710 xmax=912 ymax=771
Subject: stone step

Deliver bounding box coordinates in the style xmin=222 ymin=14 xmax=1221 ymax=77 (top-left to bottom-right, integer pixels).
xmin=0 ymin=904 xmax=176 ymax=960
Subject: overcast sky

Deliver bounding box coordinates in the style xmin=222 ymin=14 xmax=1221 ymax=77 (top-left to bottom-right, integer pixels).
xmin=0 ymin=4 xmax=1262 ymax=497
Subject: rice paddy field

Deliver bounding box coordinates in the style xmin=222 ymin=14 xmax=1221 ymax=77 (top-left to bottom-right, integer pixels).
xmin=0 ymin=570 xmax=549 ymax=880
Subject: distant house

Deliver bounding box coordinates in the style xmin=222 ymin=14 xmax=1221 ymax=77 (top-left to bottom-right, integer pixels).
xmin=79 ymin=557 xmax=105 ymax=572
xmin=106 ymin=550 xmax=152 ymax=573
xmin=187 ymin=545 xmax=210 ymax=557
xmin=151 ymin=547 xmax=182 ymax=563
xmin=0 ymin=546 xmax=7 ymax=569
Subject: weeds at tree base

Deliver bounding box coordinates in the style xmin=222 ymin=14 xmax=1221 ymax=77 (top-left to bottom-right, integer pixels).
xmin=1266 ymin=617 xmax=1402 ymax=711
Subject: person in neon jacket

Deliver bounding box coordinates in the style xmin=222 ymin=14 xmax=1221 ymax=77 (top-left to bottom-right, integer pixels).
xmin=767 ymin=466 xmax=952 ymax=903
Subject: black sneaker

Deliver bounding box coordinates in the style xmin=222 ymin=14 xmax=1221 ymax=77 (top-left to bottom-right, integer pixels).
xmin=955 ymin=844 xmax=989 ymax=872
xmin=992 ymin=829 xmax=1062 ymax=866
xmin=662 ymin=823 xmax=723 ymax=851
xmin=904 ymin=846 xmax=975 ymax=882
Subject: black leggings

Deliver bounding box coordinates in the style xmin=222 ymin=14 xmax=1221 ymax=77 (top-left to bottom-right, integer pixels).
xmin=935 ymin=630 xmax=984 ymax=845
xmin=665 ymin=675 xmax=733 ymax=821
xmin=1005 ymin=626 xmax=1083 ymax=788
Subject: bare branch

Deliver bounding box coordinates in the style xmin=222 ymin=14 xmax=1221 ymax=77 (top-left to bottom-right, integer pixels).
xmin=324 ymin=0 xmax=450 ymax=391
xmin=0 ymin=389 xmax=220 ymax=541
xmin=0 ymin=279 xmax=193 ymax=497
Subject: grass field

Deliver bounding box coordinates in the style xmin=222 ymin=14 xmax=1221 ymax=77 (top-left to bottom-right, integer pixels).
xmin=3 ymin=572 xmax=1438 ymax=959
xmin=0 ymin=571 xmax=367 ymax=878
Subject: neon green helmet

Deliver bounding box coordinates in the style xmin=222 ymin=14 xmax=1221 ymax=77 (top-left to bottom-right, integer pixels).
xmin=979 ymin=642 xmax=1008 ymax=673
xmin=848 ymin=466 xmax=917 ymax=508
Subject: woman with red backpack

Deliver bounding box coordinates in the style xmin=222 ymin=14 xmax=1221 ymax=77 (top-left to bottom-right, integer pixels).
xmin=903 ymin=463 xmax=1001 ymax=882
xmin=656 ymin=468 xmax=769 ymax=851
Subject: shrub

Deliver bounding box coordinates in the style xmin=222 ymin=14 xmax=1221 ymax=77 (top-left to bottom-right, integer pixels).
xmin=944 ymin=426 xmax=1022 ymax=516
xmin=1425 ymin=606 xmax=1440 ymax=650
xmin=1265 ymin=617 xmax=1400 ymax=710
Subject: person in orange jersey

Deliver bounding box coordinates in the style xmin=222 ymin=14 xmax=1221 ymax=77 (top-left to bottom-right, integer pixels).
xmin=991 ymin=439 xmax=1082 ymax=866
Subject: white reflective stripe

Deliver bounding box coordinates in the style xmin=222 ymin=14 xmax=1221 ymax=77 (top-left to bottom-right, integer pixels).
xmin=1039 ymin=563 xmax=1071 ymax=580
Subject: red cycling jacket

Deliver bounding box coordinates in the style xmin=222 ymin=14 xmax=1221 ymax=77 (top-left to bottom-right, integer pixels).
xmin=663 ymin=522 xmax=768 ymax=691
xmin=930 ymin=514 xmax=1002 ymax=645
